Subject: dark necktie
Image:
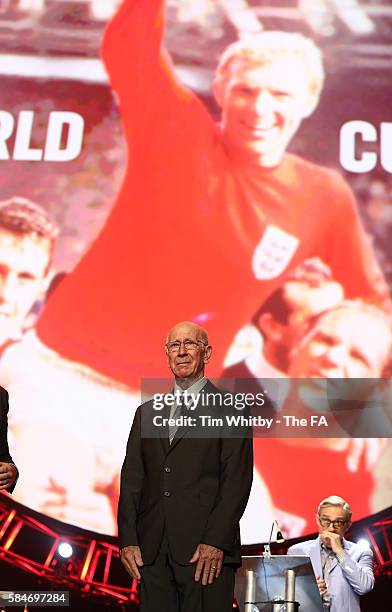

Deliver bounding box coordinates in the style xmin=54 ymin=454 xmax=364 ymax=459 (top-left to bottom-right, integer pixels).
xmin=169 ymin=394 xmax=183 ymax=444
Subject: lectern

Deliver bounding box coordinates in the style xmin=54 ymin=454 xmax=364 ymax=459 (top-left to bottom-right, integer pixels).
xmin=235 ymin=555 xmax=324 ymax=611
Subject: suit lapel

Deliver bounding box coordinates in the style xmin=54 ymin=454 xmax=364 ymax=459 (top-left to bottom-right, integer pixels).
xmin=310 ymin=537 xmax=323 ymax=578
xmin=159 ymin=399 xmax=171 ymax=454
xmin=161 ymin=388 xmax=191 ymax=454
xmin=328 ymin=538 xmax=350 ymax=575
xmin=167 ymin=380 xmax=215 ymax=453
xmin=328 ymin=553 xmax=339 ymax=575
xmin=167 ymin=392 xmax=194 ymax=452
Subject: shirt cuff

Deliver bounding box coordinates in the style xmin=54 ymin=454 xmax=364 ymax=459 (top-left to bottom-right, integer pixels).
xmin=336 ymin=550 xmax=345 ymax=563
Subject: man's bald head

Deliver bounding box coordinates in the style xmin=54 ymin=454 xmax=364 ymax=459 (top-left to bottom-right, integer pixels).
xmin=166 ymin=321 xmax=209 ymax=346
xmin=165 ymin=321 xmax=212 ymax=386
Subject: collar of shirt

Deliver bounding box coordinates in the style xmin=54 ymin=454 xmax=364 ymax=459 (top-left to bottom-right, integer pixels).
xmin=320 ymin=541 xmax=338 ymax=573
xmin=320 ymin=542 xmax=334 ymax=557
xmin=319 ymin=537 xmax=349 ymax=553
xmin=170 ymin=377 xmax=208 ymax=419
xmin=174 ymin=377 xmax=208 ymax=398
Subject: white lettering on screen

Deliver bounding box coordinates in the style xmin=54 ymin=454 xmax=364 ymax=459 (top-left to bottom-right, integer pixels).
xmin=340 ymin=120 xmax=391 ymax=174
xmin=0 ymin=110 xmax=84 ymax=162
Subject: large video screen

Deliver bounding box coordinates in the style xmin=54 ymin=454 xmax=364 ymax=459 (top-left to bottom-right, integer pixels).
xmin=1 ymin=0 xmax=391 ymax=543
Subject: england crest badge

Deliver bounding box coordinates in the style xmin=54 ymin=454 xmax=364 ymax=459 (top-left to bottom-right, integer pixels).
xmin=252 ymin=225 xmax=299 ymax=280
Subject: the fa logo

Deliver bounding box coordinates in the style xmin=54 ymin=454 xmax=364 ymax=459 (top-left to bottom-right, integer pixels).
xmin=252 ymin=225 xmax=299 ymax=280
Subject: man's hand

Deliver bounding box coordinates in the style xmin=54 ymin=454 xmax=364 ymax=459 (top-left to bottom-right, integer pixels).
xmin=320 ymin=532 xmax=344 ymax=555
xmin=0 ymin=462 xmax=17 ymax=490
xmin=189 ymin=543 xmax=224 ymax=585
xmin=316 ymin=576 xmax=328 ymax=598
xmin=120 ymin=545 xmax=144 ymax=581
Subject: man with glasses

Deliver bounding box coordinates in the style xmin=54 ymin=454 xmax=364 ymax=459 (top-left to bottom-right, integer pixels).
xmin=288 ymin=495 xmax=374 ymax=611
xmin=118 ymin=321 xmax=253 ymax=612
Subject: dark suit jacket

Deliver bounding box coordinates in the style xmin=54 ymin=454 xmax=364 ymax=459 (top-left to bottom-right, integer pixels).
xmin=0 ymin=385 xmax=17 ymax=493
xmin=118 ymin=380 xmax=253 ymax=565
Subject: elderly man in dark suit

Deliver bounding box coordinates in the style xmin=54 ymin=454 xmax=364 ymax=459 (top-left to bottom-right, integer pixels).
xmin=118 ymin=321 xmax=253 ymax=612
xmin=0 ymin=386 xmax=18 ymax=492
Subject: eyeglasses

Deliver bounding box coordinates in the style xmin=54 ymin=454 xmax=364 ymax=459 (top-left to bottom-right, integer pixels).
xmin=318 ymin=517 xmax=348 ymax=529
xmin=166 ymin=340 xmax=207 ymax=354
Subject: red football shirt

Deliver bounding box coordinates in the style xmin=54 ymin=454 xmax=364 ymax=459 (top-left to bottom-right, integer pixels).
xmin=37 ymin=0 xmax=389 ymax=386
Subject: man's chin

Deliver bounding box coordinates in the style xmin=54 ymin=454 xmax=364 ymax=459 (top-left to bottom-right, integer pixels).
xmin=174 ymin=366 xmax=193 ymax=378
xmin=242 ymin=140 xmax=284 ymax=166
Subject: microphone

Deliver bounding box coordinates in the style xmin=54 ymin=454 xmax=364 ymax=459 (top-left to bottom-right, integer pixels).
xmin=263 ymin=520 xmax=285 ymax=557
xmin=276 ymin=522 xmax=285 ymax=544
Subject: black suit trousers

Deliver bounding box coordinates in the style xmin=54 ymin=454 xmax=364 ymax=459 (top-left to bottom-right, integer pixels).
xmin=139 ymin=532 xmax=235 ymax=612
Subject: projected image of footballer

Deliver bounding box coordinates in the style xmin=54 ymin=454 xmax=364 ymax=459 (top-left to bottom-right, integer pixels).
xmin=1 ymin=0 xmax=390 ymax=537
xmin=0 ymin=197 xmax=133 ymax=534
xmin=33 ymin=0 xmax=389 ymax=389
xmin=257 ymin=300 xmax=392 ymax=532
xmin=0 ymin=197 xmax=57 ymax=353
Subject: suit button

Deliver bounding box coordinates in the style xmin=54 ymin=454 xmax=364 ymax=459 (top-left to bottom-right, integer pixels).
xmin=163 ymin=491 xmax=171 ymax=497
xmin=164 ymin=467 xmax=171 ymax=473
